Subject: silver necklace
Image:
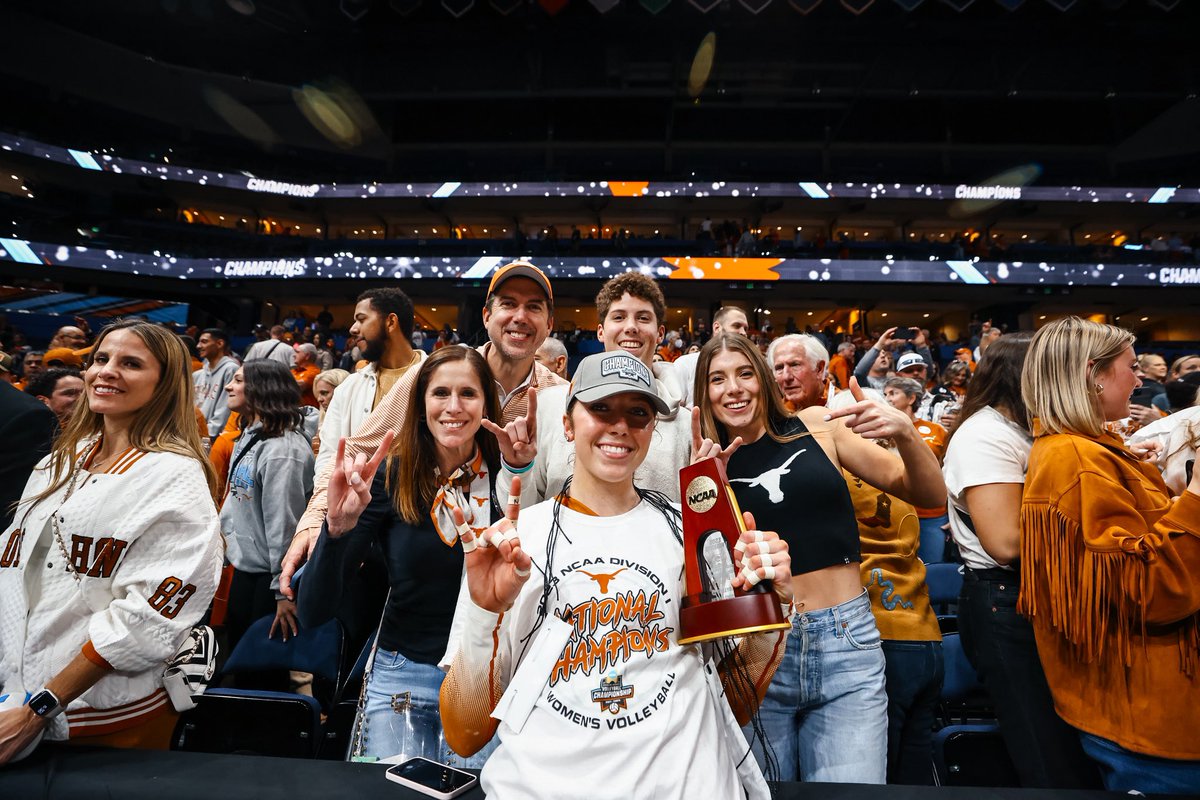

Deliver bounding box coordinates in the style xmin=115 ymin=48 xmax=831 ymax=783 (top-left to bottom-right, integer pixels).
xmin=50 ymin=440 xmax=101 ymax=585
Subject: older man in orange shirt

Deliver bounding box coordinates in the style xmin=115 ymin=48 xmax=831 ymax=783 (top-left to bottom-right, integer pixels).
xmin=291 ymin=343 xmax=321 ymax=407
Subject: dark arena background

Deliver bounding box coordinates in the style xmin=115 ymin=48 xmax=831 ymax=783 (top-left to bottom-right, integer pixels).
xmin=1 ymin=0 xmax=1199 ymax=345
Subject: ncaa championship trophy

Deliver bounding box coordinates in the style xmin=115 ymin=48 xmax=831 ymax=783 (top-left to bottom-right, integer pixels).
xmin=678 ymin=457 xmax=791 ymax=644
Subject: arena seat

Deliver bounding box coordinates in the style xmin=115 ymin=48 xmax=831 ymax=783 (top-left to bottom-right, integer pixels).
xmin=172 ymin=616 xmax=345 ymax=759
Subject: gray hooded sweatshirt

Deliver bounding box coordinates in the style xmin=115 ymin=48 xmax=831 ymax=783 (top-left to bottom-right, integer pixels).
xmin=193 ymin=355 xmax=240 ymax=438
xmin=220 ymin=422 xmax=314 ymax=595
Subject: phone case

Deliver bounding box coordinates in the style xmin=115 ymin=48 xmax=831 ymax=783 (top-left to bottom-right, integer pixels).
xmin=385 ymin=759 xmax=478 ymax=799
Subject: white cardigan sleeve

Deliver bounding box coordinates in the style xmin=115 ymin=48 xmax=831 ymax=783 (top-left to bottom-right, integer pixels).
xmin=86 ymin=460 xmax=223 ymax=672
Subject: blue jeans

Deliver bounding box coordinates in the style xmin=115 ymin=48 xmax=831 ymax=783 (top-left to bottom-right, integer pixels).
xmin=360 ymin=650 xmax=496 ymax=768
xmin=744 ymin=591 xmax=888 ymax=783
xmin=918 ymin=514 xmax=951 ymax=564
xmin=1080 ymin=732 xmax=1200 ymax=795
xmin=881 ymin=639 xmax=944 ymax=785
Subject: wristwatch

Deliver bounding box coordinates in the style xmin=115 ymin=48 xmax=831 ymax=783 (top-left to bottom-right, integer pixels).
xmin=28 ymin=688 xmax=64 ymax=720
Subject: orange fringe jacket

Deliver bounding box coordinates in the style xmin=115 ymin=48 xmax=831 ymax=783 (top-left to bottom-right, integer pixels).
xmin=1019 ymin=424 xmax=1200 ymax=760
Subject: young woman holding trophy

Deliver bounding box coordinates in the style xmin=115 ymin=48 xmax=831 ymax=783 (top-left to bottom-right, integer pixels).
xmin=434 ymin=350 xmax=794 ymax=800
xmin=693 ymin=334 xmax=945 ymax=784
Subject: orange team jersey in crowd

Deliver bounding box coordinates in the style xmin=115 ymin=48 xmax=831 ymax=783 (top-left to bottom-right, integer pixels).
xmin=656 ymin=344 xmax=680 ymax=363
xmin=827 ymin=354 xmax=851 ymax=391
xmin=912 ymin=418 xmax=947 ymax=517
xmin=210 ymin=411 xmax=242 ymax=506
xmin=292 ymin=363 xmax=320 ymax=407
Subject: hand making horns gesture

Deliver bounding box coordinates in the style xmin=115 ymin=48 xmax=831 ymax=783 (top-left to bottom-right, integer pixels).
xmin=824 ymin=377 xmax=913 ymax=442
xmin=326 ymin=431 xmax=395 ymax=537
xmin=689 ymin=405 xmax=744 ymax=467
xmin=482 ymin=386 xmax=538 ymax=469
xmin=455 ymin=475 xmax=533 ymax=614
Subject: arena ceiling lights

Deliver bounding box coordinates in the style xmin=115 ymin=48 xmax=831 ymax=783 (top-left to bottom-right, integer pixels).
xmin=3 ymin=238 xmax=1198 ymax=289
xmin=1 ymin=132 xmax=1196 ymax=206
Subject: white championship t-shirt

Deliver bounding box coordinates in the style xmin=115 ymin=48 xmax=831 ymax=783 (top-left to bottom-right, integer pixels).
xmin=942 ymin=406 xmax=1032 ymax=571
xmin=478 ymin=499 xmax=752 ymax=800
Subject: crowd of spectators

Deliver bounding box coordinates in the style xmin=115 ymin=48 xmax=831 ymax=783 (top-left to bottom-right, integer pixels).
xmin=1 ymin=273 xmax=1199 ymax=794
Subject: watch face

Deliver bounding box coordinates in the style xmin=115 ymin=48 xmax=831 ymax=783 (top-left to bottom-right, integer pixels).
xmin=29 ymin=690 xmax=59 ymax=717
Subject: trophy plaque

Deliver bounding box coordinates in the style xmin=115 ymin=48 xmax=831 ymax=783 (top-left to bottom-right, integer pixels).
xmin=678 ymin=457 xmax=791 ymax=644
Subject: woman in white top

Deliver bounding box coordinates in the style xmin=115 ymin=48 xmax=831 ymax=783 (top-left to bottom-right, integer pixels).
xmin=435 ymin=351 xmax=795 ymax=800
xmin=943 ymin=332 xmax=1098 ymax=788
xmin=0 ymin=320 xmax=222 ymax=763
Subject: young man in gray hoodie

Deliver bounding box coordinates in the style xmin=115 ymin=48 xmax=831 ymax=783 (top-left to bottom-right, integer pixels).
xmin=193 ymin=328 xmax=240 ymax=440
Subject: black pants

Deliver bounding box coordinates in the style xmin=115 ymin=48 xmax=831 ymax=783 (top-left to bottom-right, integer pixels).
xmin=223 ymin=568 xmax=289 ymax=691
xmin=958 ymin=567 xmax=1101 ymax=789
xmin=882 ymin=639 xmax=944 ymax=785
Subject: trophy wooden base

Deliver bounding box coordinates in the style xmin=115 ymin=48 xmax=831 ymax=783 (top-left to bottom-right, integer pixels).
xmin=677 ymin=591 xmax=792 ymax=645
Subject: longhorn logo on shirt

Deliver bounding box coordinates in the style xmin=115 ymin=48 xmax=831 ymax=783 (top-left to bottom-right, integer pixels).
xmin=578 ymin=567 xmax=626 ymax=593
xmin=731 ymin=449 xmax=806 ymax=504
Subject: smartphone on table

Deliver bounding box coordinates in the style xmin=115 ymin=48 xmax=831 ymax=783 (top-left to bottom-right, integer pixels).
xmin=385 ymin=757 xmax=479 ymax=799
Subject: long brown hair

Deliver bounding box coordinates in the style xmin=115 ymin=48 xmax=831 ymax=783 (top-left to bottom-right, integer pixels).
xmin=694 ymin=333 xmax=806 ymax=447
xmin=237 ymin=360 xmax=303 ymax=438
xmin=390 ymin=347 xmax=501 ymax=525
xmin=21 ymin=319 xmax=219 ymax=512
xmin=953 ymin=332 xmax=1035 ymax=438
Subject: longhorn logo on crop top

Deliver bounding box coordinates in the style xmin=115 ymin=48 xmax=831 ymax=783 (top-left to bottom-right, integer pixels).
xmin=730 ymin=449 xmax=805 ymax=504
xmin=599 ymin=354 xmax=652 ymax=387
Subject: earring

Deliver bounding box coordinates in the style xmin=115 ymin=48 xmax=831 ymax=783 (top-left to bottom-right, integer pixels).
xmin=1094 ymin=383 xmax=1104 ymax=394
xmin=566 ymin=432 xmax=574 ymax=442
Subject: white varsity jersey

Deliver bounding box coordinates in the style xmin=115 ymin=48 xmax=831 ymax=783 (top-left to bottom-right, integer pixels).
xmin=0 ymin=444 xmax=222 ymax=740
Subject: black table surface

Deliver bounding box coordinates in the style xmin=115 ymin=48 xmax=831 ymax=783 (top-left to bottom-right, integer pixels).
xmin=0 ymin=745 xmax=1126 ymax=800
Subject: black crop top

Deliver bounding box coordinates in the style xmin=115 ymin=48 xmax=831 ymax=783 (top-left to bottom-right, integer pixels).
xmin=725 ymin=416 xmax=861 ymax=574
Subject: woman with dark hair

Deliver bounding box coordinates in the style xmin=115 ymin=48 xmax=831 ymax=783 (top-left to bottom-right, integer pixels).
xmin=694 ymin=334 xmax=944 ymax=784
xmin=0 ymin=320 xmax=222 ymax=763
xmin=220 ymin=360 xmax=315 ymax=654
xmin=1019 ymin=318 xmax=1200 ymax=793
xmin=299 ymin=346 xmax=504 ymax=765
xmin=943 ymin=332 xmax=1099 ymax=788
